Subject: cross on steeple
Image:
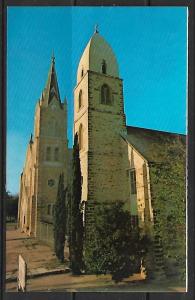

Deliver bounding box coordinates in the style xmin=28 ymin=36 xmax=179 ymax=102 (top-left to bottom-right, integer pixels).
xmin=51 ymin=50 xmax=55 ymax=64
xmin=94 ymin=24 xmax=99 ymax=33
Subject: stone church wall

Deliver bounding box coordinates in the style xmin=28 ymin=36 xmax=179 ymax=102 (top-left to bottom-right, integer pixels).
xmin=74 ymin=72 xmax=89 ymax=202
xmin=126 ymin=143 xmax=153 ymax=228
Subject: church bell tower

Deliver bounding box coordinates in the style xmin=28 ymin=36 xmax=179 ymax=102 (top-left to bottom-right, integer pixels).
xmin=74 ymin=29 xmax=129 ymax=239
xmin=33 ymin=55 xmax=68 ymax=244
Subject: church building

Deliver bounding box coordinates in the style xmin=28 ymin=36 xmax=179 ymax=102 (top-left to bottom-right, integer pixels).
xmin=17 ymin=55 xmax=69 ymax=242
xmin=18 ymin=28 xmax=185 ymax=258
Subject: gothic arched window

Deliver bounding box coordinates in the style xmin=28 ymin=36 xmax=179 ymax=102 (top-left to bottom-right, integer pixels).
xmin=79 ymin=124 xmax=83 ymax=150
xmin=129 ymin=168 xmax=137 ymax=195
xmin=101 ymin=84 xmax=111 ymax=105
xmin=46 ymin=147 xmax=51 ymax=161
xmin=102 ymin=60 xmax=107 ymax=74
xmin=47 ymin=204 xmax=51 ymax=215
xmin=78 ymin=90 xmax=83 ymax=110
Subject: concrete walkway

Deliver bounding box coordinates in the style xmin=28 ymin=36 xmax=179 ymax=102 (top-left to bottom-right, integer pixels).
xmin=6 ymin=224 xmax=186 ymax=292
xmin=6 ymin=223 xmax=69 ymax=284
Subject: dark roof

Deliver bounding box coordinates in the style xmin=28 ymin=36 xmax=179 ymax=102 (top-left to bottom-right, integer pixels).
xmin=126 ymin=126 xmax=186 ymax=162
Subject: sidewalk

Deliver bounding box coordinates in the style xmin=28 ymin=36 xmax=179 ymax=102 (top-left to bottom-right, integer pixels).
xmin=6 ymin=224 xmax=69 ymax=283
xmin=6 ymin=224 xmax=186 ymax=292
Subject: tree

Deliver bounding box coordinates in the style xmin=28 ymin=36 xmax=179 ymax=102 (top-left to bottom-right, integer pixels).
xmin=84 ymin=201 xmax=149 ymax=282
xmin=53 ymin=173 xmax=66 ymax=262
xmin=69 ymin=133 xmax=84 ymax=274
xmin=6 ymin=192 xmax=19 ymax=221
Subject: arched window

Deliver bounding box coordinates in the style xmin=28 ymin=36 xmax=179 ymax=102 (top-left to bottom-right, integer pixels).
xmin=47 ymin=204 xmax=51 ymax=215
xmin=54 ymin=147 xmax=59 ymax=161
xmin=102 ymin=60 xmax=107 ymax=74
xmin=129 ymin=168 xmax=137 ymax=195
xmin=101 ymin=84 xmax=111 ymax=105
xmin=78 ymin=90 xmax=83 ymax=110
xmin=79 ymin=124 xmax=83 ymax=150
xmin=46 ymin=147 xmax=51 ymax=161
xmin=52 ymin=204 xmax=55 ymax=216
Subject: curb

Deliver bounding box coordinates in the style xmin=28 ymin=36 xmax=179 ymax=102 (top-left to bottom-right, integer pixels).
xmin=6 ymin=268 xmax=71 ymax=283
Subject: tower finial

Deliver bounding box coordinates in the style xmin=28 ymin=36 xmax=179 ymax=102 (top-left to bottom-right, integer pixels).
xmin=51 ymin=50 xmax=55 ymax=64
xmin=94 ymin=24 xmax=99 ymax=33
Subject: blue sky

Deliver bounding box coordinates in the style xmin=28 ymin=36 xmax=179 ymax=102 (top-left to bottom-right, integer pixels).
xmin=7 ymin=7 xmax=187 ymax=194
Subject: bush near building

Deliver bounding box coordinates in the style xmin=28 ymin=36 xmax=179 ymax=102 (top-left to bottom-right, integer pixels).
xmin=53 ymin=173 xmax=67 ymax=262
xmin=69 ymin=133 xmax=84 ymax=274
xmin=84 ymin=201 xmax=149 ymax=282
xmin=6 ymin=192 xmax=18 ymax=222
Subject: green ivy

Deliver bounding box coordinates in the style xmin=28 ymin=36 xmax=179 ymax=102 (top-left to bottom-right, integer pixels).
xmin=149 ymin=138 xmax=186 ymax=280
xmin=69 ymin=133 xmax=84 ymax=274
xmin=84 ymin=201 xmax=150 ymax=282
xmin=53 ymin=173 xmax=66 ymax=263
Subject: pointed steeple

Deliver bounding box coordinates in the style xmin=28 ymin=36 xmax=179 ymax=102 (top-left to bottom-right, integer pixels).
xmin=43 ymin=53 xmax=61 ymax=105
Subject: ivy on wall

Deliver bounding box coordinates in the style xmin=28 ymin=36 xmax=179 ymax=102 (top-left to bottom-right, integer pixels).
xmin=149 ymin=138 xmax=186 ymax=280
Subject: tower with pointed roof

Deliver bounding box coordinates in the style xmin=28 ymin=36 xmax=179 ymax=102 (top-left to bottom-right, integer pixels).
xmin=74 ymin=30 xmax=130 ymax=240
xmin=17 ymin=28 xmax=186 ymax=279
xmin=18 ymin=56 xmax=68 ymax=245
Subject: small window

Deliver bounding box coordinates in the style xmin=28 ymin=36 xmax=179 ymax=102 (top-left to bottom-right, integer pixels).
xmin=81 ymin=69 xmax=84 ymax=78
xmin=101 ymin=84 xmax=111 ymax=105
xmin=130 ymin=169 xmax=137 ymax=195
xmin=102 ymin=60 xmax=107 ymax=74
xmin=78 ymin=90 xmax=83 ymax=110
xmin=81 ymin=176 xmax=83 ymax=185
xmin=54 ymin=147 xmax=59 ymax=161
xmin=48 ymin=179 xmax=55 ymax=187
xmin=47 ymin=204 xmax=51 ymax=215
xmin=79 ymin=124 xmax=83 ymax=150
xmin=46 ymin=147 xmax=51 ymax=161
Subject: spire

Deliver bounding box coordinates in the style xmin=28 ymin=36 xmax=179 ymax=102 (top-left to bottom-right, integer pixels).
xmin=43 ymin=53 xmax=61 ymax=105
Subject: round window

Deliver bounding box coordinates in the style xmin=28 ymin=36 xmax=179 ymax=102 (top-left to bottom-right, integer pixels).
xmin=48 ymin=179 xmax=55 ymax=187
